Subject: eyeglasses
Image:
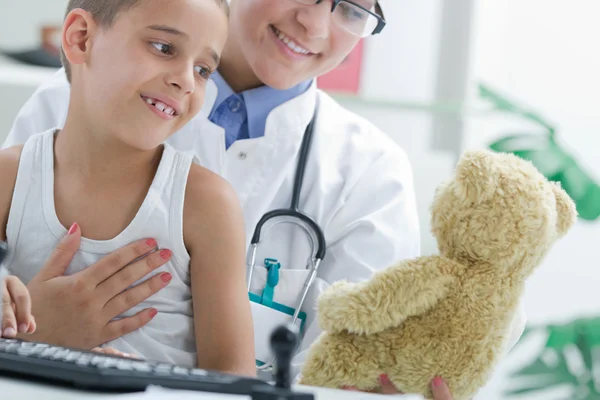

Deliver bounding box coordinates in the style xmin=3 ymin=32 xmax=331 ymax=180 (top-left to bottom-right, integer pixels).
xmin=292 ymin=0 xmax=386 ymax=38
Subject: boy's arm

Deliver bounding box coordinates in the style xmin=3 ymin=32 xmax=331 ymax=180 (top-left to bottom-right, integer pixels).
xmin=0 ymin=145 xmax=37 ymax=338
xmin=0 ymin=146 xmax=23 ymax=241
xmin=183 ymin=165 xmax=256 ymax=377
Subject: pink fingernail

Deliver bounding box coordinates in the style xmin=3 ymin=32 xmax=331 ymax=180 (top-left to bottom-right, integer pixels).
xmin=3 ymin=328 xmax=16 ymax=338
xmin=68 ymin=222 xmax=79 ymax=235
xmin=18 ymin=324 xmax=28 ymax=333
xmin=432 ymin=376 xmax=443 ymax=388
xmin=146 ymin=239 xmax=157 ymax=248
xmin=149 ymin=308 xmax=158 ymax=318
xmin=160 ymin=272 xmax=172 ymax=283
xmin=160 ymin=249 xmax=172 ymax=260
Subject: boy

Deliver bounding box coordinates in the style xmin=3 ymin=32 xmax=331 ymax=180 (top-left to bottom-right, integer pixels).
xmin=0 ymin=0 xmax=256 ymax=376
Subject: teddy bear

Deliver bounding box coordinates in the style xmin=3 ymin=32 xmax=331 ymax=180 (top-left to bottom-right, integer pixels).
xmin=297 ymin=149 xmax=577 ymax=400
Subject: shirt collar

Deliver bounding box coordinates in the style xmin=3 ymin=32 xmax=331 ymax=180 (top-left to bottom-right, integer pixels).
xmin=209 ymin=70 xmax=313 ymax=140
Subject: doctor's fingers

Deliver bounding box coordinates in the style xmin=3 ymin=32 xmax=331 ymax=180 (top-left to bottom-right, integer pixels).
xmin=1 ymin=277 xmax=35 ymax=337
xmin=430 ymin=377 xmax=454 ymax=400
xmin=93 ymin=240 xmax=171 ymax=299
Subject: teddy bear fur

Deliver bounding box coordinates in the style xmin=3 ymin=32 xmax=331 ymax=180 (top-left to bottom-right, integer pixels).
xmin=298 ymin=149 xmax=577 ymax=400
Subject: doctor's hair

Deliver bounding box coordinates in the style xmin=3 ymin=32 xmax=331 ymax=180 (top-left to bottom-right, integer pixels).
xmin=60 ymin=0 xmax=229 ymax=83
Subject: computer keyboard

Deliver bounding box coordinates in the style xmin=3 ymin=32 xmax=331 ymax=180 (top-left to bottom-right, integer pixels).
xmin=0 ymin=337 xmax=271 ymax=395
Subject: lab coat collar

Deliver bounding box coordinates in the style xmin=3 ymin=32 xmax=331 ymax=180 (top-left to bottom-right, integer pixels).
xmin=265 ymin=79 xmax=318 ymax=140
xmin=191 ymin=77 xmax=318 ymax=180
xmin=201 ymin=76 xmax=318 ymax=142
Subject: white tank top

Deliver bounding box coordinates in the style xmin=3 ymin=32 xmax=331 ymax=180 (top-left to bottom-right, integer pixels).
xmin=4 ymin=128 xmax=198 ymax=367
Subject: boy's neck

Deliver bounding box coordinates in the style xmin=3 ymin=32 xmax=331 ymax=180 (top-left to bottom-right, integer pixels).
xmin=55 ymin=114 xmax=163 ymax=188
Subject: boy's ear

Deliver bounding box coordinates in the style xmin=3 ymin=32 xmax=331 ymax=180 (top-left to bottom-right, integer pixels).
xmin=61 ymin=9 xmax=97 ymax=69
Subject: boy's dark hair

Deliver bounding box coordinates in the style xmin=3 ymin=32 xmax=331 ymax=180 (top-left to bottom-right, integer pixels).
xmin=61 ymin=0 xmax=229 ymax=83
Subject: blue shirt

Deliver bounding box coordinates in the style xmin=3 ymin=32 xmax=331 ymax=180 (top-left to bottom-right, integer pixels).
xmin=208 ymin=71 xmax=312 ymax=149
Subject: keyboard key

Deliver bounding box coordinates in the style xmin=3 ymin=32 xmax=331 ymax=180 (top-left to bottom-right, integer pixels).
xmin=173 ymin=366 xmax=190 ymax=375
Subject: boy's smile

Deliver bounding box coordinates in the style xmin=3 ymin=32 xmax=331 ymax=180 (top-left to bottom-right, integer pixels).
xmin=141 ymin=94 xmax=181 ymax=120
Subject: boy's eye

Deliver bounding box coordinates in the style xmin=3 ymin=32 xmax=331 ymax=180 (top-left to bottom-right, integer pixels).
xmin=194 ymin=65 xmax=212 ymax=79
xmin=151 ymin=42 xmax=173 ymax=55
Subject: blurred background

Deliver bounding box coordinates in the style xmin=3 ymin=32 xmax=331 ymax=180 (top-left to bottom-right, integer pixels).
xmin=1 ymin=1 xmax=599 ymax=398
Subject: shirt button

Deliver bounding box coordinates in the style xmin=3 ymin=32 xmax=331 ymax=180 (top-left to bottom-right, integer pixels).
xmin=229 ymin=100 xmax=242 ymax=113
xmin=238 ymin=152 xmax=247 ymax=160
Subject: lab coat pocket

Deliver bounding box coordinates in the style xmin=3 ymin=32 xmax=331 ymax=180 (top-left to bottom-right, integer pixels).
xmin=248 ymin=266 xmax=330 ymax=365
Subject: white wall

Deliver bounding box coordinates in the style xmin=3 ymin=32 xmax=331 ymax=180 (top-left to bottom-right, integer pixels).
xmin=0 ymin=0 xmax=68 ymax=51
xmin=464 ymin=1 xmax=600 ymax=399
xmin=361 ymin=0 xmax=442 ymax=103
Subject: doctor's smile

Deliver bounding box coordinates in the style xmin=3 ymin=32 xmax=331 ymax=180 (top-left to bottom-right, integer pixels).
xmin=270 ymin=26 xmax=316 ymax=59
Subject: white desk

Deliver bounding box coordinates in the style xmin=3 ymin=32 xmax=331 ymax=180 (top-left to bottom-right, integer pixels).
xmin=0 ymin=375 xmax=423 ymax=400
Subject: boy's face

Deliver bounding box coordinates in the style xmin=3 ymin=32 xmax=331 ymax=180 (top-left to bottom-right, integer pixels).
xmin=74 ymin=0 xmax=228 ymax=151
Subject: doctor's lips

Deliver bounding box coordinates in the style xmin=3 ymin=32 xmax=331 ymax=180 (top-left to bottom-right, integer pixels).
xmin=270 ymin=25 xmax=316 ymax=56
xmin=140 ymin=94 xmax=182 ymax=120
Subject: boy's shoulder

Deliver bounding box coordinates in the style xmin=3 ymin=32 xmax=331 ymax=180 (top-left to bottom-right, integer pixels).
xmin=0 ymin=145 xmax=25 ymax=188
xmin=182 ymin=163 xmax=244 ymax=250
xmin=0 ymin=144 xmax=25 ymax=240
xmin=184 ymin=163 xmax=240 ymax=215
xmin=0 ymin=144 xmax=24 ymax=167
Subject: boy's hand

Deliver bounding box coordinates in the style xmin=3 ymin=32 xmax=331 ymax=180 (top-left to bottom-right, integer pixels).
xmin=91 ymin=347 xmax=140 ymax=359
xmin=22 ymin=223 xmax=170 ymax=349
xmin=1 ymin=275 xmax=36 ymax=338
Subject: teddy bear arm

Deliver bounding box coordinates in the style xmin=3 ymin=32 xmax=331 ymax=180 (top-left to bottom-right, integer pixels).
xmin=362 ymin=256 xmax=458 ymax=331
xmin=318 ymin=256 xmax=458 ymax=335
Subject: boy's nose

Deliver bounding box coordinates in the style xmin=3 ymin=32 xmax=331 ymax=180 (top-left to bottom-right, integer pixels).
xmin=166 ymin=68 xmax=195 ymax=95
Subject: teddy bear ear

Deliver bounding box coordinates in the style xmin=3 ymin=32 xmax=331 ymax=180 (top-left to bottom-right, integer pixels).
xmin=454 ymin=149 xmax=498 ymax=203
xmin=551 ymin=181 xmax=578 ymax=236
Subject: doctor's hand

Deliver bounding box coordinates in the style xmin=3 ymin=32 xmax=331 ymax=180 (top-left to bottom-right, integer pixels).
xmin=2 ymin=275 xmax=36 ymax=338
xmin=19 ymin=223 xmax=172 ymax=349
xmin=343 ymin=375 xmax=454 ymax=399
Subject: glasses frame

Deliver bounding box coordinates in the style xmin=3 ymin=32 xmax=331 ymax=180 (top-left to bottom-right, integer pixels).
xmin=313 ymin=0 xmax=387 ymax=37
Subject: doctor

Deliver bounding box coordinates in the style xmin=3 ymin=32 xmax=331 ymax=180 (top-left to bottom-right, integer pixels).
xmin=4 ymin=0 xmax=524 ymax=396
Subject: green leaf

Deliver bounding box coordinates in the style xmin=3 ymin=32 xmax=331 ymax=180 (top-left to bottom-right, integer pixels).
xmin=478 ymin=84 xmax=556 ymax=134
xmin=480 ymin=83 xmax=600 ymax=221
xmin=504 ymin=318 xmax=600 ymax=398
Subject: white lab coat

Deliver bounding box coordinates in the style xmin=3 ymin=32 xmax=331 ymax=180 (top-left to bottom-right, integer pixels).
xmin=3 ymin=68 xmax=526 ymax=380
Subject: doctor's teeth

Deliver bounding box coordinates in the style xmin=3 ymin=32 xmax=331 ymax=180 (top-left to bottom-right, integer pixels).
xmin=155 ymin=102 xmax=166 ymax=112
xmin=274 ymin=28 xmax=310 ymax=55
xmin=164 ymin=107 xmax=174 ymax=115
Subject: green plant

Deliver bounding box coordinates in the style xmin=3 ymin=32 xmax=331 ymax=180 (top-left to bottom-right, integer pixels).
xmin=480 ymin=84 xmax=600 ymax=221
xmin=505 ymin=317 xmax=600 ymax=399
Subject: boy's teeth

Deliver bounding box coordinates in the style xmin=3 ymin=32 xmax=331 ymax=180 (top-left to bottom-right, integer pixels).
xmin=143 ymin=96 xmax=176 ymax=116
xmin=155 ymin=102 xmax=166 ymax=112
xmin=273 ymin=27 xmax=310 ymax=55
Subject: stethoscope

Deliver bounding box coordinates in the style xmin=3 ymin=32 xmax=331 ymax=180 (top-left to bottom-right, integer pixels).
xmin=246 ymin=98 xmax=326 ymax=371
